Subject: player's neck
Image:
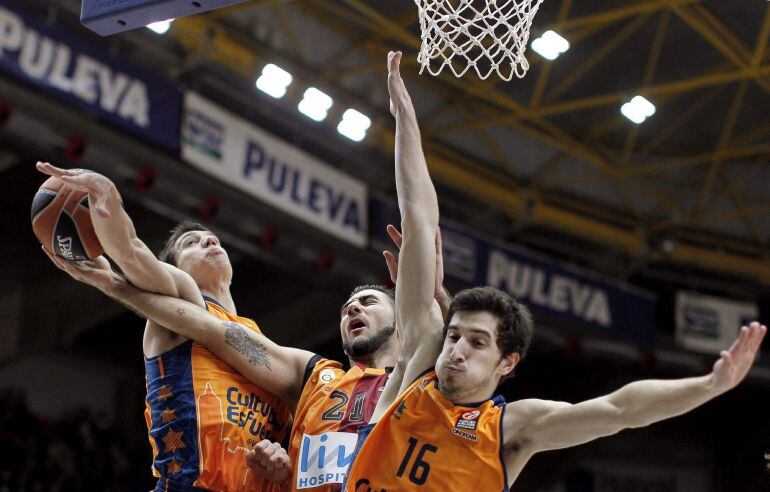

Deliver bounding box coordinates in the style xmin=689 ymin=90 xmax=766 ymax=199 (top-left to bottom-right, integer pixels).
xmin=442 ymin=381 xmax=496 ymax=405
xmin=200 ymin=284 xmax=236 ymax=313
xmin=350 ymin=339 xmax=398 ymax=369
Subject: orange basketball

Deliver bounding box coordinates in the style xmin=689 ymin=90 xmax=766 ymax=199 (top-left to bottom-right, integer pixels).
xmin=31 ymin=176 xmax=103 ymax=261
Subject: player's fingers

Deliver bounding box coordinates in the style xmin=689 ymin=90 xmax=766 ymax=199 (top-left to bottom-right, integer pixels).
xmin=93 ymin=255 xmax=111 ymax=271
xmin=57 ymin=174 xmax=94 ymax=193
xmin=259 ymin=452 xmax=270 ymax=467
xmin=392 ymin=51 xmax=402 ymax=75
xmin=728 ymin=325 xmax=749 ymax=354
xmin=750 ymin=324 xmax=767 ymax=352
xmin=386 ymin=224 xmax=403 ymax=249
xmin=254 ymin=439 xmax=272 ymax=454
xmin=36 ymin=161 xmax=68 ymax=177
xmin=720 ymin=350 xmax=733 ymax=367
xmin=384 ymin=251 xmax=398 ymax=283
xmin=274 ymin=450 xmax=289 ymax=468
xmin=264 ymin=441 xmax=281 ymax=455
xmin=268 ymin=451 xmax=284 ymax=467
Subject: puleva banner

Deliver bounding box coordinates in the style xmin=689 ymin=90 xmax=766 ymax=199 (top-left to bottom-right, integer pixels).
xmin=0 ymin=3 xmax=181 ymax=151
xmin=675 ymin=291 xmax=758 ymax=354
xmin=181 ymin=92 xmax=368 ymax=248
xmin=370 ymin=198 xmax=657 ymax=345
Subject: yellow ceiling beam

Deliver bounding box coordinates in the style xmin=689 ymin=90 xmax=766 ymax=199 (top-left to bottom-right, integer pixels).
xmin=167 ymin=9 xmax=770 ymax=284
xmin=546 ymin=0 xmax=701 ymax=33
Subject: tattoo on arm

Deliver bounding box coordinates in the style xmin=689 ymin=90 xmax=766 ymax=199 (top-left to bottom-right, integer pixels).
xmin=223 ymin=322 xmax=272 ymax=370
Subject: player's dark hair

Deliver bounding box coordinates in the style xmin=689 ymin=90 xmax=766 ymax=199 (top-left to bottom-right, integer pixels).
xmin=158 ymin=221 xmax=211 ymax=266
xmin=348 ymin=284 xmax=395 ymax=302
xmin=446 ymin=287 xmax=533 ymax=379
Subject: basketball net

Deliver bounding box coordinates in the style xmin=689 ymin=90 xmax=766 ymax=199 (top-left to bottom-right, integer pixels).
xmin=414 ymin=0 xmax=545 ymax=81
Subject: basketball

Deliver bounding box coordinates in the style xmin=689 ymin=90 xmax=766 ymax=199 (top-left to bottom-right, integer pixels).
xmin=31 ymin=176 xmax=103 ymax=261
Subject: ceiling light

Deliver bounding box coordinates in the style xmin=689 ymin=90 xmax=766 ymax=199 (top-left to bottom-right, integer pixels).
xmin=298 ymin=87 xmax=333 ymax=122
xmin=621 ymin=95 xmax=656 ymax=124
xmin=146 ymin=19 xmax=173 ymax=34
xmin=531 ymin=30 xmax=570 ymax=61
xmin=337 ymin=109 xmax=371 ymax=142
xmin=256 ymin=64 xmax=293 ymax=99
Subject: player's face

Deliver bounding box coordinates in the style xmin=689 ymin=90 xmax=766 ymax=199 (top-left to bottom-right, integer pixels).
xmin=436 ymin=311 xmax=518 ymax=402
xmin=339 ymin=289 xmax=396 ymax=359
xmin=173 ymin=230 xmax=233 ymax=283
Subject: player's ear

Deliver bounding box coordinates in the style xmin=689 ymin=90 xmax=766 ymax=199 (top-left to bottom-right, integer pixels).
xmin=498 ymin=352 xmax=520 ymax=379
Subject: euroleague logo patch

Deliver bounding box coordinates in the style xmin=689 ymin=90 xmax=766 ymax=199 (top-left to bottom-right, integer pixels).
xmin=455 ymin=410 xmax=480 ymax=430
xmin=319 ymin=369 xmax=337 ymax=383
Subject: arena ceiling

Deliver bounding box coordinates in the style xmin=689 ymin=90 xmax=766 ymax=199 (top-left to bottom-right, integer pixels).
xmin=11 ymin=0 xmax=770 ymax=290
xmin=161 ymin=0 xmax=770 ymax=284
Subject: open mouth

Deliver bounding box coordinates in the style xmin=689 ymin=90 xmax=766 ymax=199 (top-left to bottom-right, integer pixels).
xmin=349 ymin=319 xmax=366 ymax=332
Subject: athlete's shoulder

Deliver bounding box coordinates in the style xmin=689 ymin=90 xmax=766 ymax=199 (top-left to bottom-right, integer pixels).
xmin=300 ymin=357 xmax=345 ymax=394
xmin=203 ymin=298 xmax=261 ymax=333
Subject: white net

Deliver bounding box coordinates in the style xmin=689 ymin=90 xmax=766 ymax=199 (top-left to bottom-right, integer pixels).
xmin=414 ymin=0 xmax=545 ymax=81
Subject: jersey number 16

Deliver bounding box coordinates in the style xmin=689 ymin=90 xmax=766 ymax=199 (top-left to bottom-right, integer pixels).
xmin=396 ymin=437 xmax=437 ymax=486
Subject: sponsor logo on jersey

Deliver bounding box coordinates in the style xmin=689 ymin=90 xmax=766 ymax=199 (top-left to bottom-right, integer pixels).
xmin=319 ymin=368 xmax=337 ymax=383
xmin=451 ymin=427 xmax=478 ymax=442
xmin=296 ymin=432 xmax=357 ymax=489
xmin=456 ymin=409 xmax=480 ymax=430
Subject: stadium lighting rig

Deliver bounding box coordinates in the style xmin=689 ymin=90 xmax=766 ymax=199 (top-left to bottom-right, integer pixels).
xmin=621 ymin=95 xmax=656 ymax=124
xmin=337 ymin=109 xmax=372 ymax=142
xmin=531 ymin=30 xmax=570 ymax=61
xmin=298 ymin=88 xmax=334 ymax=122
xmin=256 ymin=64 xmax=294 ymax=99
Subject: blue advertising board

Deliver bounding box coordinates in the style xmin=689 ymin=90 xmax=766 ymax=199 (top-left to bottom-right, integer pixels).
xmin=371 ymin=197 xmax=657 ymax=345
xmin=0 ymin=3 xmax=180 ymax=151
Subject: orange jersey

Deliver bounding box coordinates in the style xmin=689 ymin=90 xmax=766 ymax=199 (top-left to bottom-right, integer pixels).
xmin=144 ymin=296 xmax=292 ymax=491
xmin=288 ymin=357 xmax=391 ymax=491
xmin=345 ymin=371 xmax=508 ymax=492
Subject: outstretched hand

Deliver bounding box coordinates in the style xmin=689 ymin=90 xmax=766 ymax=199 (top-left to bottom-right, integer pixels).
xmin=36 ymin=162 xmax=113 ymax=218
xmin=387 ymin=51 xmax=414 ymax=118
xmin=245 ymin=439 xmax=292 ymax=486
xmin=42 ymin=245 xmax=117 ymax=292
xmin=711 ymin=321 xmax=766 ymax=392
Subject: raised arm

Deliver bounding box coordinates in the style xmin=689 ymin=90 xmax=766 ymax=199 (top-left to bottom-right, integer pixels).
xmin=372 ymin=53 xmax=444 ymax=421
xmin=504 ymin=322 xmax=766 ymax=477
xmin=36 ymin=162 xmax=201 ymax=305
xmin=388 ymin=50 xmax=442 ymax=355
xmin=44 ymin=250 xmax=313 ymax=411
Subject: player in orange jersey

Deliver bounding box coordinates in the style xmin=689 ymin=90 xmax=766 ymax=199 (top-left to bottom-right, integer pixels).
xmin=43 ymin=215 xmax=448 ymax=491
xmin=37 ymin=163 xmax=292 ymax=491
xmin=343 ymin=51 xmax=768 ymax=491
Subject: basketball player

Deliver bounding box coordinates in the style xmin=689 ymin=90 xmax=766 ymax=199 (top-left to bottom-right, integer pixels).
xmin=343 ymin=51 xmax=768 ymax=491
xmin=36 ymin=162 xmax=293 ymax=491
xmin=41 ymin=208 xmax=448 ymax=490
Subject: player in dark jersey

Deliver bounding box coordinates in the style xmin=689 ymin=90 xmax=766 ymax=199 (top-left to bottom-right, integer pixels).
xmin=344 ymin=51 xmax=768 ymax=491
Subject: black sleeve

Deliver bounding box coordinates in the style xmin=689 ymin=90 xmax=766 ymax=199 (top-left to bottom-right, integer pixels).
xmin=302 ymin=354 xmax=324 ymax=388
